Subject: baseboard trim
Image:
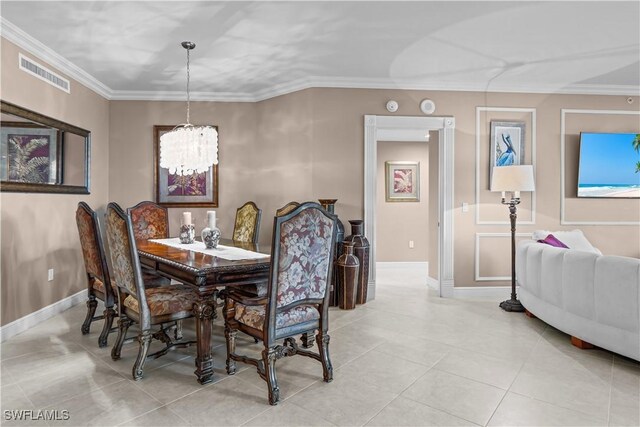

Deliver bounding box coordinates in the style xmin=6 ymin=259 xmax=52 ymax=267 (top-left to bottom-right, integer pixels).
xmin=426 ymin=276 xmax=439 ymax=291
xmin=453 ymin=285 xmax=518 ymax=299
xmin=0 ymin=290 xmax=86 ymax=342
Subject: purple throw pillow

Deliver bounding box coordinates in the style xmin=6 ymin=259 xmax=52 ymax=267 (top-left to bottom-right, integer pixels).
xmin=537 ymin=234 xmax=569 ymax=249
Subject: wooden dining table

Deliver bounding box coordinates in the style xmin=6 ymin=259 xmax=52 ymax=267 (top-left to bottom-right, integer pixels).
xmin=136 ymin=238 xmax=270 ymax=385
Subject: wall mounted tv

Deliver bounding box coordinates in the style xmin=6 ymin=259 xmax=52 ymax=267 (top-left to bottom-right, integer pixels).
xmin=577 ymin=132 xmax=640 ymax=198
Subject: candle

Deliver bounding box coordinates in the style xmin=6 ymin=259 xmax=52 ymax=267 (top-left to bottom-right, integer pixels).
xmin=514 ymin=191 xmax=520 ymax=199
xmin=501 ymin=191 xmax=506 ymax=200
xmin=207 ymin=210 xmax=216 ymax=229
xmin=183 ymin=212 xmax=192 ymax=226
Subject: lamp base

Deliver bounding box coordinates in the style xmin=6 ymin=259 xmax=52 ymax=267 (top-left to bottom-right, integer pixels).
xmin=499 ymin=298 xmax=525 ymax=312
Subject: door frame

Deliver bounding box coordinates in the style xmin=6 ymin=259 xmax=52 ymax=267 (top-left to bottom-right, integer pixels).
xmin=364 ymin=115 xmax=455 ymax=298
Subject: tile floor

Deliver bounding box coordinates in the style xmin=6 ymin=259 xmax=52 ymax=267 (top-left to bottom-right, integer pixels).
xmin=1 ymin=268 xmax=639 ymax=426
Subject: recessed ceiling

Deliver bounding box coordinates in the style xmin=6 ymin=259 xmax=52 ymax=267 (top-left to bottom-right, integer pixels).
xmin=1 ymin=1 xmax=639 ymax=101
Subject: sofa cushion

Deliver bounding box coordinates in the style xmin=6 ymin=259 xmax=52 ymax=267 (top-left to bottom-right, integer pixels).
xmin=538 ymin=234 xmax=569 ymax=249
xmin=532 ymin=230 xmax=601 ymax=255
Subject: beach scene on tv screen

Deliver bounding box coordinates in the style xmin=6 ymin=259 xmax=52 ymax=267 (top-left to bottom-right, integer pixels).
xmin=577 ymin=133 xmax=640 ymax=198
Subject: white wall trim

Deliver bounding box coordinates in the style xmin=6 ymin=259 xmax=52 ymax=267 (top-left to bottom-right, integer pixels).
xmin=475 ymin=106 xmax=537 ymax=225
xmin=453 ymin=285 xmax=517 ymax=299
xmin=1 ymin=17 xmax=112 ymax=99
xmin=475 ymin=232 xmax=533 ymax=281
xmin=3 ymin=15 xmax=638 ymax=103
xmin=0 ymin=290 xmax=85 ymax=342
xmin=365 ymin=115 xmax=455 ymax=298
xmin=560 ymin=108 xmax=640 ymax=226
xmin=376 ymin=261 xmax=428 ymax=270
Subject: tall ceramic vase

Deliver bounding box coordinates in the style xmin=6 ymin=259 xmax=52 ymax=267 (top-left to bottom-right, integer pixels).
xmin=318 ymin=199 xmax=345 ymax=307
xmin=344 ymin=220 xmax=370 ymax=304
xmin=336 ymin=241 xmax=359 ymax=310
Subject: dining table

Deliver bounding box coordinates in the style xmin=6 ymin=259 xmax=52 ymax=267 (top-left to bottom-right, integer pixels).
xmin=136 ymin=237 xmax=270 ymax=385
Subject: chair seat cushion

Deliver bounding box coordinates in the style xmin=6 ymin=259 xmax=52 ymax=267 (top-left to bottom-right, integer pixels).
xmin=235 ymin=303 xmax=319 ymax=331
xmin=93 ymin=278 xmax=106 ymax=293
xmin=124 ymin=285 xmax=198 ymax=316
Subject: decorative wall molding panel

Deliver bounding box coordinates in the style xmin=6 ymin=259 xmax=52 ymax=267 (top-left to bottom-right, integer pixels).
xmin=475 ymin=232 xmax=533 ymax=281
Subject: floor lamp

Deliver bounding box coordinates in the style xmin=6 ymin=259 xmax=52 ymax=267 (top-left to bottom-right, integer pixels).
xmin=490 ymin=165 xmax=535 ymax=312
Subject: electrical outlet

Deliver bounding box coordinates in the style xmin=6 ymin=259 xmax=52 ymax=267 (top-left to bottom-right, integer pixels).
xmin=48 ymin=269 xmax=54 ymax=282
xmin=409 ymin=240 xmax=414 ymax=249
xmin=462 ymin=202 xmax=469 ymax=212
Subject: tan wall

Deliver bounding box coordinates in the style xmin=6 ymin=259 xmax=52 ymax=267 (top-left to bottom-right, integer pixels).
xmin=1 ymin=39 xmax=110 ymax=325
xmin=376 ymin=141 xmax=430 ymax=262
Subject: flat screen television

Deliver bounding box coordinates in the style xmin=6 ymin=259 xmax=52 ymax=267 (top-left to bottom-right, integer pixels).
xmin=577 ymin=132 xmax=640 ymax=198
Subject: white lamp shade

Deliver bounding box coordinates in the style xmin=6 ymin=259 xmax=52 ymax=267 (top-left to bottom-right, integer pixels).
xmin=491 ymin=165 xmax=535 ymax=192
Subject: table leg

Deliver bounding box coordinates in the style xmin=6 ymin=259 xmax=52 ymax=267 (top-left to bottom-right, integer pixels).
xmin=193 ymin=296 xmax=217 ymax=385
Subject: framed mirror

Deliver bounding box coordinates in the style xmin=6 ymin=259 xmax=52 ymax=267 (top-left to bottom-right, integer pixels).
xmin=0 ymin=101 xmax=90 ymax=194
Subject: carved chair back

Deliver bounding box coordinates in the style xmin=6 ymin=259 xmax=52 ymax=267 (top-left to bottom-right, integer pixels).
xmin=275 ymin=201 xmax=300 ymax=217
xmin=105 ymin=202 xmax=152 ymax=330
xmin=232 ymin=201 xmax=262 ymax=243
xmin=75 ymin=202 xmax=115 ymax=305
xmin=129 ymin=201 xmax=169 ymax=241
xmin=264 ymin=202 xmax=337 ymax=345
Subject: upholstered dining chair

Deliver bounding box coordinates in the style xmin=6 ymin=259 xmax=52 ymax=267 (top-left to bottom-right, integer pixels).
xmin=76 ymin=202 xmax=117 ymax=348
xmin=275 ymin=201 xmax=300 ymax=217
xmin=222 ymin=202 xmax=337 ymax=405
xmin=232 ymin=201 xmax=262 ymax=243
xmin=129 ymin=200 xmax=169 ymax=241
xmin=105 ymin=202 xmax=198 ymax=381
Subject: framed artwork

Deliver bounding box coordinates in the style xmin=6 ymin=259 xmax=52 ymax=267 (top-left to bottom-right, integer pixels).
xmin=1 ymin=122 xmax=60 ymax=184
xmin=154 ymin=125 xmax=219 ymax=207
xmin=385 ymin=161 xmax=420 ymax=202
xmin=490 ymin=121 xmax=525 ymax=187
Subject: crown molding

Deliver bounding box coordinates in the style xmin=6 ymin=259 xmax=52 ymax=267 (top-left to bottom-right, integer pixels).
xmin=3 ymin=17 xmax=638 ymax=102
xmin=1 ymin=17 xmax=113 ymax=99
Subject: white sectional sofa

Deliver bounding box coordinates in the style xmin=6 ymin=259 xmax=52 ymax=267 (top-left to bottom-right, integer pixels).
xmin=516 ymin=235 xmax=640 ymax=361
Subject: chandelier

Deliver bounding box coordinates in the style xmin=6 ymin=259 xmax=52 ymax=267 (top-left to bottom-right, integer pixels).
xmin=160 ymin=41 xmax=218 ymax=176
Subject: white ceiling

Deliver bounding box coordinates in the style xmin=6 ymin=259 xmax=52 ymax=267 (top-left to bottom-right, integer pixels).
xmin=1 ymin=1 xmax=639 ymax=101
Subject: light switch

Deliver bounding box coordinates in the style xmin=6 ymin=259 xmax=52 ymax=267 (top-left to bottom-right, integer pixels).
xmin=462 ymin=202 xmax=469 ymax=212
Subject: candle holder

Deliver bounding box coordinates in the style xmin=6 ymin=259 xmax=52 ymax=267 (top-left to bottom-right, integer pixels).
xmin=202 ymin=217 xmax=220 ymax=250
xmin=179 ymin=224 xmax=195 ymax=244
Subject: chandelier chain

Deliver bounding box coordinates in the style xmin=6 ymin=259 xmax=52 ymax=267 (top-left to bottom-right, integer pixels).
xmin=186 ymin=47 xmax=191 ymax=124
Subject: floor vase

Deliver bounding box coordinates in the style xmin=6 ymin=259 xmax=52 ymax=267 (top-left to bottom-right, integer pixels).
xmin=344 ymin=220 xmax=370 ymax=304
xmin=336 ymin=242 xmax=359 ymax=310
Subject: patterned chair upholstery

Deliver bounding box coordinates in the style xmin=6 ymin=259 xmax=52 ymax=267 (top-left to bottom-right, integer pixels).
xmin=129 ymin=201 xmax=172 ymax=286
xmin=275 ymin=201 xmax=300 ymax=217
xmin=105 ymin=202 xmax=198 ymax=381
xmin=75 ymin=202 xmax=117 ymax=348
xmin=232 ymin=201 xmax=262 ymax=243
xmin=223 ymin=202 xmax=337 ymax=405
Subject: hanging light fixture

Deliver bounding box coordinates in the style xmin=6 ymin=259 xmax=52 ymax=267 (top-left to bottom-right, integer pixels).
xmin=160 ymin=41 xmax=218 ymax=176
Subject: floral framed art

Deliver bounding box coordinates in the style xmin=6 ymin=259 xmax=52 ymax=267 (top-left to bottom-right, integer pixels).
xmin=490 ymin=121 xmax=525 ymax=187
xmin=385 ymin=161 xmax=420 ymax=202
xmin=1 ymin=122 xmax=61 ymax=184
xmin=154 ymin=125 xmax=219 ymax=207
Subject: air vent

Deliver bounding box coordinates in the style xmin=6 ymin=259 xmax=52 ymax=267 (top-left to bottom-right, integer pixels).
xmin=18 ymin=53 xmax=70 ymax=93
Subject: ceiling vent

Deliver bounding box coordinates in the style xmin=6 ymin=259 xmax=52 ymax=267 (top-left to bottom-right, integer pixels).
xmin=18 ymin=53 xmax=70 ymax=93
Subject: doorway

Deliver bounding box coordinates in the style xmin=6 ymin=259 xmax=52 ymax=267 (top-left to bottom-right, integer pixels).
xmin=364 ymin=115 xmax=455 ymax=299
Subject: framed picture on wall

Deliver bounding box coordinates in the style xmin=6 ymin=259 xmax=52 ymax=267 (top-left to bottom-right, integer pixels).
xmin=1 ymin=122 xmax=61 ymax=184
xmin=490 ymin=121 xmax=525 ymax=187
xmin=153 ymin=125 xmax=219 ymax=207
xmin=385 ymin=161 xmax=420 ymax=202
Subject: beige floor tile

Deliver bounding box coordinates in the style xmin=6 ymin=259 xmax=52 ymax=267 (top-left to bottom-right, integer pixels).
xmin=372 ymin=334 xmax=454 ymax=368
xmin=449 ymin=327 xmax=541 ymax=361
xmin=340 ymin=349 xmax=430 ymax=394
xmin=433 ymin=348 xmax=524 ymax=390
xmin=166 ymin=376 xmax=270 ymax=426
xmin=365 ymin=396 xmax=477 ymax=426
xmin=118 ymin=406 xmax=188 ymax=426
xmin=287 ymin=372 xmax=398 ymax=426
xmin=488 ymin=392 xmax=606 ymax=426
xmin=510 ymin=359 xmax=611 ymax=420
xmin=242 ymin=401 xmax=336 ymax=426
xmin=17 ymin=352 xmax=127 ymax=409
xmin=401 ymin=369 xmax=506 ymax=426
xmin=609 ymin=361 xmax=640 ymax=426
xmin=46 ymin=380 xmax=162 ymax=426
xmin=0 ymin=384 xmax=47 ymax=427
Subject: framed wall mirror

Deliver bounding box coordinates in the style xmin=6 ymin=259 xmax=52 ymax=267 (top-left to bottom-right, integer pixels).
xmin=0 ymin=101 xmax=90 ymax=194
